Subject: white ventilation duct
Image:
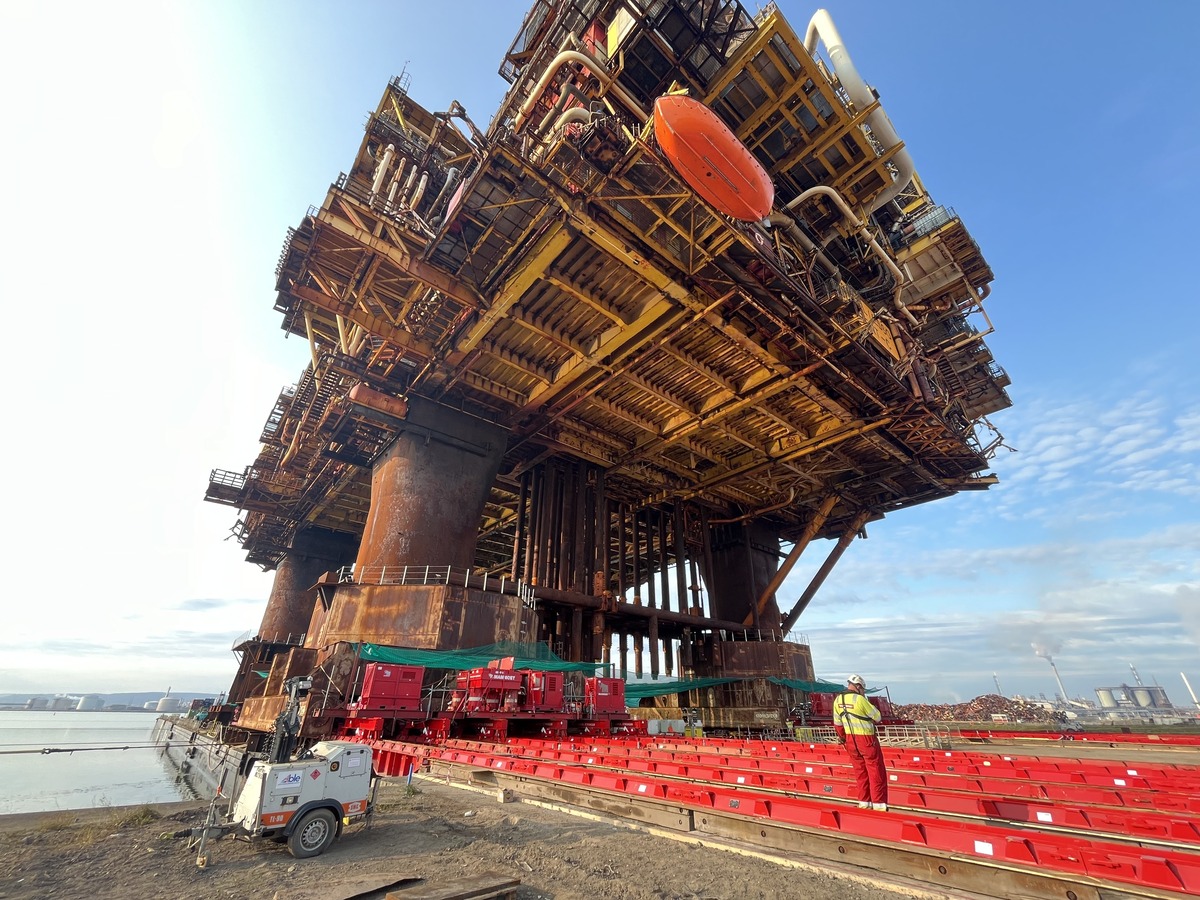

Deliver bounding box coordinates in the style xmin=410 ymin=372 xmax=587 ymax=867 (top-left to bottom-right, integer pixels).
xmin=804 ymin=10 xmax=915 ymax=214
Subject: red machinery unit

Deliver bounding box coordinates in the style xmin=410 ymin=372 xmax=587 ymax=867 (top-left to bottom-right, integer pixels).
xmin=802 ymin=691 xmax=910 ymax=726
xmin=354 ymin=663 xmax=424 ymax=713
xmin=526 ymin=671 xmax=564 ymax=712
xmin=585 ymin=677 xmax=626 ymax=714
xmin=809 ymin=692 xmax=836 ymax=720
xmin=454 ymin=666 xmax=525 ymax=712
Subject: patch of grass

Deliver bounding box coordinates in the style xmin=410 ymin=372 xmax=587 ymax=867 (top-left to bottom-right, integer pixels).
xmin=36 ymin=814 xmax=78 ymax=833
xmin=114 ymin=806 xmax=161 ymax=828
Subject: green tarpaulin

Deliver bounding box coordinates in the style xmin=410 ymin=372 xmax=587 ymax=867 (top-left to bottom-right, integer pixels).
xmin=623 ymin=677 xmax=739 ymax=701
xmin=768 ymin=677 xmax=881 ymax=695
xmin=623 ymin=676 xmax=869 ymax=701
xmin=358 ymin=641 xmax=602 ymax=674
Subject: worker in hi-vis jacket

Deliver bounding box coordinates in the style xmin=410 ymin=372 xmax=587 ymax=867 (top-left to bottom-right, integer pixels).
xmin=833 ymin=674 xmax=889 ymax=810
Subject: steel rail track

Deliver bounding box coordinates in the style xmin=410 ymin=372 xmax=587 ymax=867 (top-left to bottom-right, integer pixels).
xmin=423 ymin=754 xmax=1188 ymax=900
xmin=453 ymin=741 xmax=1200 ymax=853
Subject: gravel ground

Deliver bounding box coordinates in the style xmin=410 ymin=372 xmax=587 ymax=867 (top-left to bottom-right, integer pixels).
xmin=0 ymin=777 xmax=982 ymax=900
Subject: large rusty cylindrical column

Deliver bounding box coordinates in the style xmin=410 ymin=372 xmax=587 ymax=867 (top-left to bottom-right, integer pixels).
xmin=354 ymin=397 xmax=508 ymax=569
xmin=258 ymin=526 xmax=360 ymax=641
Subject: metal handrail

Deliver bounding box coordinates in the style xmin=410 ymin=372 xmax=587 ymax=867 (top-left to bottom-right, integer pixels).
xmin=335 ymin=564 xmax=537 ymax=606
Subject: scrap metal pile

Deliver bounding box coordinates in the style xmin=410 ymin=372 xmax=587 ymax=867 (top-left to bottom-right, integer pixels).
xmin=893 ymin=694 xmax=1059 ymax=724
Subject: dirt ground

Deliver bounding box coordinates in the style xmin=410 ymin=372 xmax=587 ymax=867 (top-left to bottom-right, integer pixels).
xmin=0 ymin=776 xmax=979 ymax=900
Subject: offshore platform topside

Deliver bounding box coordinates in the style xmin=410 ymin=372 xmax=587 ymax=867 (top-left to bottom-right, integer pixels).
xmin=204 ymin=0 xmax=1010 ymax=743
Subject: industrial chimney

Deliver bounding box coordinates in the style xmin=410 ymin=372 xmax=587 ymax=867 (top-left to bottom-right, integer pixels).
xmin=1045 ymin=656 xmax=1070 ymax=702
xmin=1183 ymin=672 xmax=1200 ymax=707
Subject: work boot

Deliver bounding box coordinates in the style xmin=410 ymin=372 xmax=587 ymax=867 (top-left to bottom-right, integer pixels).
xmin=871 ymin=803 xmax=888 ymax=811
xmin=855 ymin=801 xmax=869 ymax=809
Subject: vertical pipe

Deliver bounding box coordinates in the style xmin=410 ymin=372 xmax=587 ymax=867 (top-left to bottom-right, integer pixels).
xmin=634 ymin=632 xmax=643 ymax=678
xmin=673 ymin=505 xmax=687 ymax=618
xmin=700 ymin=507 xmax=716 ymax=615
xmin=512 ymin=470 xmax=529 ymax=581
xmin=552 ymin=466 xmax=566 ymax=590
xmin=542 ymin=465 xmax=557 ymax=587
xmin=658 ymin=507 xmax=670 ymax=613
xmin=646 ymin=510 xmax=657 ymax=610
xmin=663 ymin=633 xmax=672 ymax=677
xmin=617 ymin=503 xmax=627 ymax=601
xmin=688 ymin=555 xmax=702 ymax=616
xmin=619 ymin=631 xmax=628 ymax=679
xmin=681 ymin=627 xmax=693 ymax=672
xmin=562 ymin=462 xmax=575 ymax=591
xmin=571 ymin=607 xmax=583 ymax=662
xmin=573 ymin=462 xmax=588 ymax=593
xmin=648 ymin=616 xmax=659 ymax=678
xmin=596 ymin=472 xmax=608 ymax=596
xmin=591 ymin=611 xmax=605 ymax=661
xmin=631 ymin=508 xmax=641 ymax=605
xmin=526 ymin=467 xmax=543 ymax=585
xmin=742 ymin=522 xmax=760 ymax=629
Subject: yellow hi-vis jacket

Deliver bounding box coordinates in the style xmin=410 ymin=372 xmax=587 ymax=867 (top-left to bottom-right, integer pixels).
xmin=833 ymin=692 xmax=881 ymax=736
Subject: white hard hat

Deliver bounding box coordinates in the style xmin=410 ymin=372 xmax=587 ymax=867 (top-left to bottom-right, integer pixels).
xmin=847 ymin=674 xmax=866 ymax=687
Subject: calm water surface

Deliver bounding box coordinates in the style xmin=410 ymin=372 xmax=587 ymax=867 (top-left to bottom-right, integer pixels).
xmin=0 ymin=710 xmax=194 ymax=814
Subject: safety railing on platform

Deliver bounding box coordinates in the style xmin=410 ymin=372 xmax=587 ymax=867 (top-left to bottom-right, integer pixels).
xmin=335 ymin=564 xmax=537 ymax=607
xmin=879 ymin=723 xmax=953 ymax=749
xmin=790 ymin=724 xmax=951 ymax=748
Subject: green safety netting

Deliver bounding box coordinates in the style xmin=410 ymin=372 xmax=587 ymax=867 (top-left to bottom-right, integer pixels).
xmin=358 ymin=641 xmax=602 ymax=674
xmin=624 ymin=677 xmax=738 ymax=701
xmin=624 ymin=675 xmax=876 ymax=701
xmin=768 ymin=677 xmax=881 ymax=695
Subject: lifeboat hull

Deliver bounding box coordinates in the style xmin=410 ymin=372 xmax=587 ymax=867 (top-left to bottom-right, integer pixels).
xmin=653 ymin=95 xmax=774 ymax=222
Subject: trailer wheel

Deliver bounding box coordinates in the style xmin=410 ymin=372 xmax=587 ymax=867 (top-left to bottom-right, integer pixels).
xmin=287 ymin=809 xmax=337 ymax=858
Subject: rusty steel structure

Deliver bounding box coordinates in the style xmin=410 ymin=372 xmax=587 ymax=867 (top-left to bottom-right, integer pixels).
xmin=206 ymin=0 xmax=1010 ymax=737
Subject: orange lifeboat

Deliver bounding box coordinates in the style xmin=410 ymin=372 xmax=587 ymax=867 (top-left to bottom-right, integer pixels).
xmin=653 ymin=95 xmax=774 ymax=222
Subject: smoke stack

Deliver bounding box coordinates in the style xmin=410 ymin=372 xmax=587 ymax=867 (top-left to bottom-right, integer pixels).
xmin=993 ymin=673 xmax=1004 ymax=697
xmin=1045 ymin=656 xmax=1070 ymax=702
xmin=1183 ymin=672 xmax=1200 ymax=707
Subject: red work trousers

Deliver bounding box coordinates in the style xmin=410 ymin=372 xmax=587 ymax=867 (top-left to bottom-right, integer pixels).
xmin=845 ymin=732 xmax=888 ymax=804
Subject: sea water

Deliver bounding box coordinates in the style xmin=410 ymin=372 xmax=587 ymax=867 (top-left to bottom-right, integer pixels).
xmin=0 ymin=710 xmax=194 ymax=814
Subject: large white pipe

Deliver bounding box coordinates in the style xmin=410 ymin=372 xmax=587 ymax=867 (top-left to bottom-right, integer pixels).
xmin=784 ymin=184 xmax=917 ymax=326
xmin=804 ymin=10 xmax=914 ymax=214
xmin=408 ymin=172 xmax=429 ymax=211
xmin=370 ymin=144 xmax=395 ymax=197
xmin=513 ymin=42 xmax=647 ymax=133
xmin=386 ymin=156 xmax=408 ymax=208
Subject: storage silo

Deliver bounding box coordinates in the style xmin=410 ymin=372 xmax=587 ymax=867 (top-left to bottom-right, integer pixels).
xmin=1146 ymin=686 xmax=1171 ymax=708
xmin=1132 ymin=688 xmax=1154 ymax=708
xmin=1095 ymin=688 xmax=1117 ymax=709
xmin=76 ymin=695 xmax=104 ymax=711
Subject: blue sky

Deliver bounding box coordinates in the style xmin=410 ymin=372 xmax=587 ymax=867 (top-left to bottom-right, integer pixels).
xmin=1 ymin=1 xmax=1196 ymax=705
